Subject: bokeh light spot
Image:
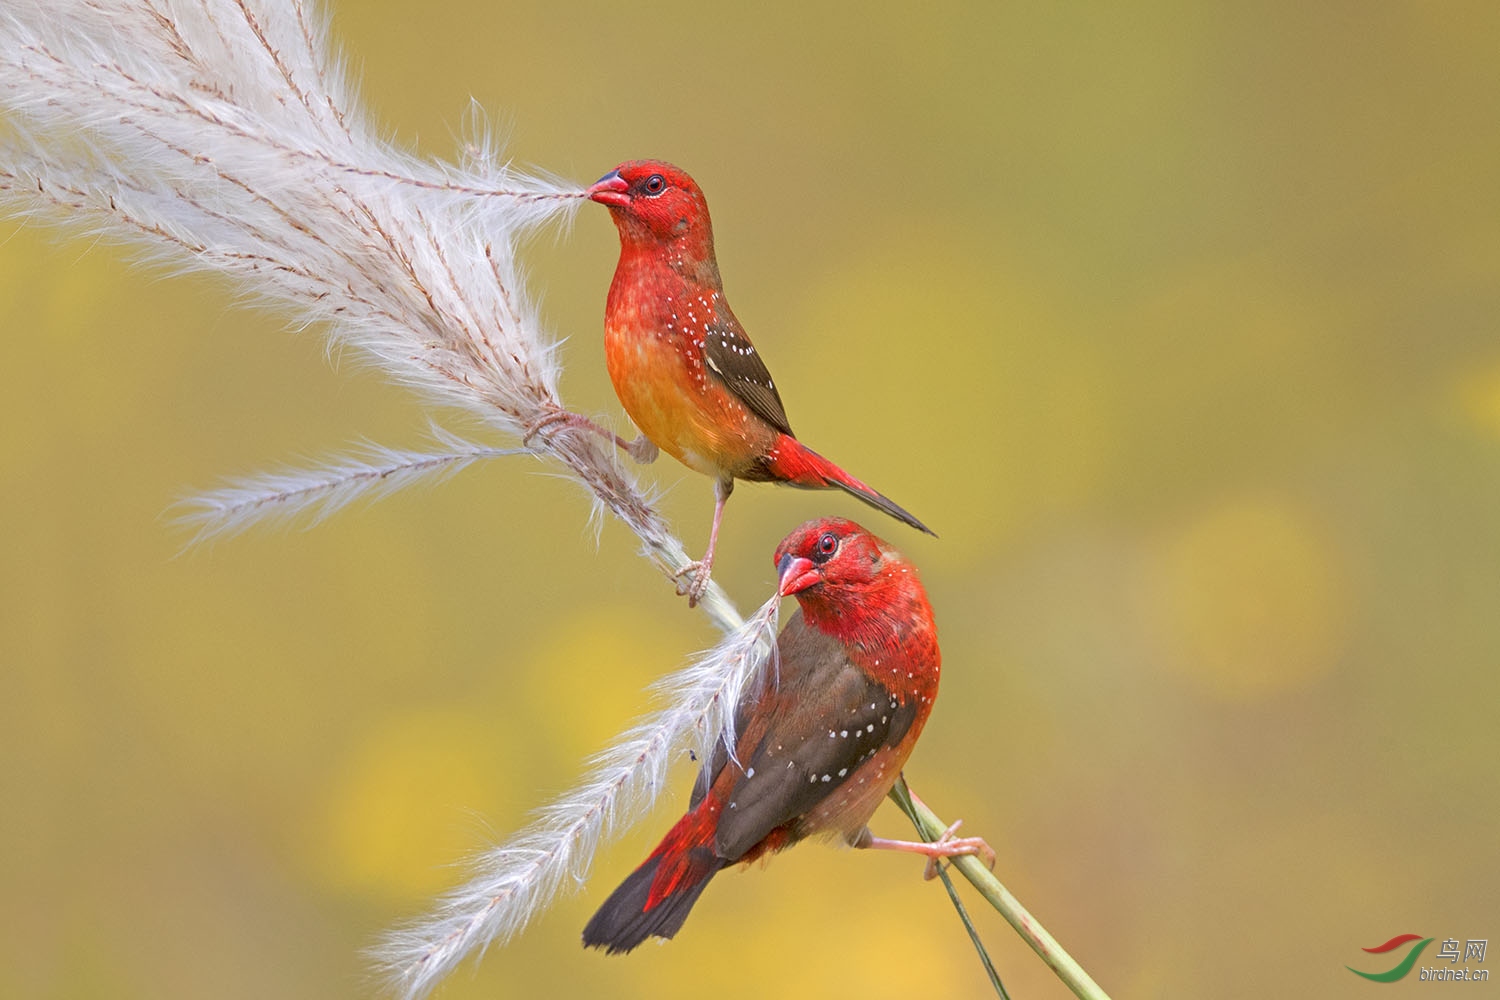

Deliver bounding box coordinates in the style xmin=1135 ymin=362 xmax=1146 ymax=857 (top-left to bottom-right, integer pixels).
xmin=314 ymin=709 xmax=503 ymax=900
xmin=795 ymin=241 xmax=1114 ymax=556
xmin=1142 ymin=495 xmax=1350 ymax=700
xmin=1455 ymin=362 xmax=1500 ymax=439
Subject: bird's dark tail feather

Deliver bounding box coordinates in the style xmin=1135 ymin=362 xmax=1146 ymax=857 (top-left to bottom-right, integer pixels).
xmin=825 ymin=476 xmax=935 ymax=537
xmin=763 ymin=435 xmax=936 ymax=537
xmin=582 ymin=848 xmax=726 ymax=955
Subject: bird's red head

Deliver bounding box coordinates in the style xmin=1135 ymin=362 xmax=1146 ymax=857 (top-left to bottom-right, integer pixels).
xmin=774 ymin=517 xmax=937 ymax=665
xmin=775 ymin=517 xmax=908 ymax=598
xmin=586 ymin=160 xmax=714 ymax=251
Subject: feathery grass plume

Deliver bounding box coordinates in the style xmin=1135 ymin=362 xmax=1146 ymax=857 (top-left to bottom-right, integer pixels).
xmin=0 ymin=0 xmax=574 ymax=422
xmin=378 ymin=594 xmax=780 ymax=999
xmin=0 ymin=1 xmax=757 ymax=995
xmin=172 ymin=425 xmax=530 ymax=546
xmin=0 ymin=0 xmax=740 ymax=616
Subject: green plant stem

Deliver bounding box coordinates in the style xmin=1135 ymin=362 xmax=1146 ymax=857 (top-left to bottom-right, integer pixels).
xmin=930 ymin=859 xmax=1010 ymax=999
xmin=889 ymin=776 xmax=1112 ymax=1000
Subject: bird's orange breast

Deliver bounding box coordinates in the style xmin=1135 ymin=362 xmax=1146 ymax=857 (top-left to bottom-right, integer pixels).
xmin=603 ymin=302 xmax=775 ymax=480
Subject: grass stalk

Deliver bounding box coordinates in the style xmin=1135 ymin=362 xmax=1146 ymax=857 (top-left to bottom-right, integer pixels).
xmin=890 ymin=776 xmax=1112 ymax=1000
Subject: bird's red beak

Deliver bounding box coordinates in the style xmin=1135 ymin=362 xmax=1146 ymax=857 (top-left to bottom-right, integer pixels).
xmin=586 ymin=170 xmax=630 ymax=208
xmin=777 ymin=554 xmax=820 ymax=597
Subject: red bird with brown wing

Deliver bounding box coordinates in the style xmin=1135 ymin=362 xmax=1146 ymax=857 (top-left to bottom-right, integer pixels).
xmin=582 ymin=518 xmax=989 ymax=953
xmin=582 ymin=162 xmax=934 ymax=604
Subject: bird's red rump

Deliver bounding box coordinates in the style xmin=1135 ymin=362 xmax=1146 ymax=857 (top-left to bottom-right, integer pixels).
xmin=645 ymin=797 xmax=723 ymax=910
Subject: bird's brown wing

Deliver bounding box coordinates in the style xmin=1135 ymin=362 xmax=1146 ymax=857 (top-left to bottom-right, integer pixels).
xmin=701 ymin=319 xmax=794 ymax=437
xmin=705 ymin=614 xmax=920 ymax=861
xmin=690 ymin=672 xmax=759 ymax=811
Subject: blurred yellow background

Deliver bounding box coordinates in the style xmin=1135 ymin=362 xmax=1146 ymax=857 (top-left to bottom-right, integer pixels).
xmin=3 ymin=2 xmax=1497 ymax=998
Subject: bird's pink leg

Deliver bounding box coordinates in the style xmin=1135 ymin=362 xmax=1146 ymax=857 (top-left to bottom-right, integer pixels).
xmin=676 ymin=478 xmax=732 ymax=607
xmin=853 ymin=820 xmax=996 ymax=881
xmin=523 ymin=407 xmax=658 ymax=463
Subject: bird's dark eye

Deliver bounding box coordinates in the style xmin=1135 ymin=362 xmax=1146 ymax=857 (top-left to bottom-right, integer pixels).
xmin=643 ymin=173 xmax=666 ymax=195
xmin=813 ymin=531 xmax=839 ymax=562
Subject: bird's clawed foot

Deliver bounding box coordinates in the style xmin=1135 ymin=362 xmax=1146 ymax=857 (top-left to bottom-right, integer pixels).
xmin=522 ymin=407 xmax=657 ymax=465
xmin=919 ymin=820 xmax=996 ymax=881
xmin=854 ymin=820 xmax=996 ymax=880
xmin=521 ymin=407 xmax=577 ymax=448
xmin=673 ymin=560 xmax=713 ymax=608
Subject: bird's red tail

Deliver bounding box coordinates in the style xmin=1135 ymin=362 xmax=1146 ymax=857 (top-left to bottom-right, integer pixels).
xmin=761 ymin=435 xmax=935 ymax=536
xmin=582 ymin=798 xmax=727 ymax=954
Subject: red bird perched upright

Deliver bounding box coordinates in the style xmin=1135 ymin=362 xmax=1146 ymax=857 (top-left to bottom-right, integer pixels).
xmin=582 ymin=518 xmax=990 ymax=954
xmin=583 ymin=160 xmax=934 ymax=604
